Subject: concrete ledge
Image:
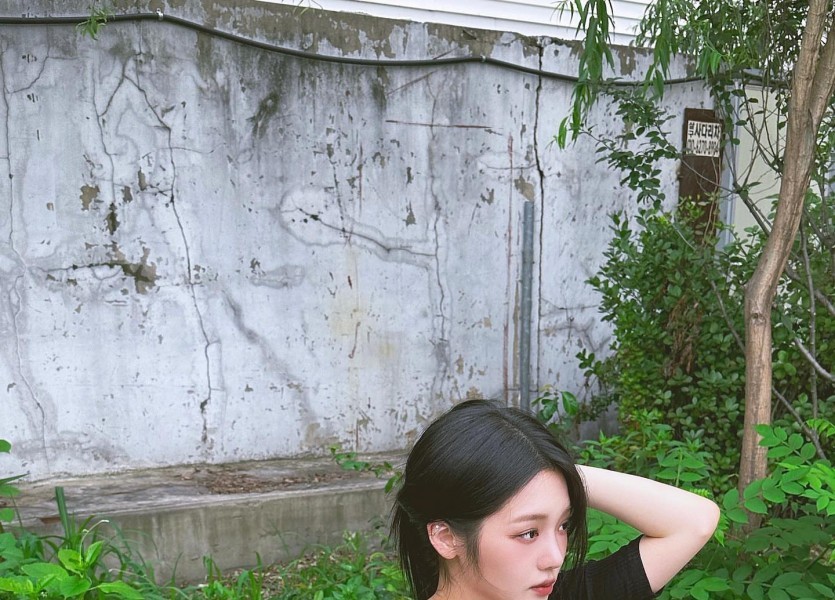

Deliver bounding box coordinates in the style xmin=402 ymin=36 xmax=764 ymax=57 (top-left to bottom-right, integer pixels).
xmin=10 ymin=454 xmax=401 ymax=583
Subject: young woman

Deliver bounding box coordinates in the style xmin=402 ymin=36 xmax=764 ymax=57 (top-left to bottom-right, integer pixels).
xmin=392 ymin=400 xmax=720 ymax=600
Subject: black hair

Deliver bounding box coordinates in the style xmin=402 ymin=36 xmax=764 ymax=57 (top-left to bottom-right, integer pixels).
xmin=391 ymin=399 xmax=589 ymax=600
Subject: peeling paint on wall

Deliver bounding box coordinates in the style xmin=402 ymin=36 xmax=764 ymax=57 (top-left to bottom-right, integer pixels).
xmin=109 ymin=245 xmax=158 ymax=294
xmin=79 ymin=185 xmax=100 ymax=210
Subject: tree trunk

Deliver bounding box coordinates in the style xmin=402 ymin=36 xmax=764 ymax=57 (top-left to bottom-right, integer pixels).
xmin=738 ymin=0 xmax=835 ymax=530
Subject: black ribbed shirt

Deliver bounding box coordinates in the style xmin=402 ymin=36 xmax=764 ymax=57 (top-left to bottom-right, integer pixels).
xmin=552 ymin=537 xmax=656 ymax=599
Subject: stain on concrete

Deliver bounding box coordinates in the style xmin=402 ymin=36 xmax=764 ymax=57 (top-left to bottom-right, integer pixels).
xmin=122 ymin=186 xmax=133 ymax=203
xmin=138 ymin=168 xmax=148 ymax=191
xmin=465 ymin=387 xmax=483 ymax=400
xmin=109 ymin=245 xmax=158 ymax=294
xmin=80 ymin=185 xmax=100 ymax=210
xmin=106 ymin=203 xmax=119 ymax=234
xmin=514 ymin=176 xmax=535 ymax=201
xmin=405 ymin=203 xmax=416 ymax=226
xmin=250 ymin=258 xmax=262 ymax=274
xmin=249 ymin=92 xmax=281 ymax=138
xmin=481 ymin=188 xmax=495 ymax=204
xmin=619 ymin=50 xmax=637 ymax=76
xmin=250 ymin=264 xmax=305 ymax=289
xmin=371 ymin=69 xmax=388 ymax=110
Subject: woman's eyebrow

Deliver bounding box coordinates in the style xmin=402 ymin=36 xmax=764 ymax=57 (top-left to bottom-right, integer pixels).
xmin=510 ymin=513 xmax=548 ymax=523
xmin=510 ymin=506 xmax=571 ymax=524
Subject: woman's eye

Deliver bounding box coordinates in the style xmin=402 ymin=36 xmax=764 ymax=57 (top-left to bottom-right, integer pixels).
xmin=518 ymin=530 xmax=538 ymax=540
xmin=558 ymin=521 xmax=570 ymax=533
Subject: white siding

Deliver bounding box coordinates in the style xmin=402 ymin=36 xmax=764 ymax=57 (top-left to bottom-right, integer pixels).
xmin=260 ymin=0 xmax=652 ymax=44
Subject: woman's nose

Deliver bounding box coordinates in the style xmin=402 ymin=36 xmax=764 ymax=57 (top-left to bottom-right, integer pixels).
xmin=539 ymin=534 xmax=566 ymax=570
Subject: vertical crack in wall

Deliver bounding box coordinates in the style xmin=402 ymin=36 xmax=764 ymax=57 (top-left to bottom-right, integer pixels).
xmin=1 ymin=50 xmax=13 ymax=246
xmin=1 ymin=50 xmax=51 ymax=469
xmin=327 ymin=147 xmax=351 ymax=241
xmin=432 ymin=200 xmax=447 ymax=363
xmin=427 ymin=90 xmax=450 ymax=404
xmin=129 ymin=51 xmax=214 ymax=452
xmin=10 ymin=276 xmax=50 ymax=469
xmin=533 ymin=42 xmax=547 ymax=391
xmin=94 ymin=57 xmax=125 ymax=237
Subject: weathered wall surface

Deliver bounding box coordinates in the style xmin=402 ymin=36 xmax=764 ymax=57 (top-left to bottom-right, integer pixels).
xmin=0 ymin=0 xmax=711 ymax=479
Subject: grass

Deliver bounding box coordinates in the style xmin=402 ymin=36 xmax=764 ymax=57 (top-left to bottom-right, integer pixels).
xmin=185 ymin=530 xmax=410 ymax=600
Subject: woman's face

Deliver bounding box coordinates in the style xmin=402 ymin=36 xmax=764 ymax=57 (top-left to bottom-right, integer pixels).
xmin=442 ymin=469 xmax=571 ymax=600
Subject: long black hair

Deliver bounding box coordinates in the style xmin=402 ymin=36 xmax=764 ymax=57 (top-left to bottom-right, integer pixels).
xmin=391 ymin=399 xmax=589 ymax=600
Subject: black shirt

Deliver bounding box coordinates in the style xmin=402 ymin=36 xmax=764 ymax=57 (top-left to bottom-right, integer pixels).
xmin=551 ymin=537 xmax=656 ymax=599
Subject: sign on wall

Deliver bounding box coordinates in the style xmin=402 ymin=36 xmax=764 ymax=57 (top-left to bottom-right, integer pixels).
xmin=685 ymin=120 xmax=722 ymax=158
xmin=680 ymin=108 xmax=723 ymax=239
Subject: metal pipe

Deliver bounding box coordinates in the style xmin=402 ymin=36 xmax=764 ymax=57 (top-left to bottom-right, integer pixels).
xmin=519 ymin=201 xmax=535 ymax=412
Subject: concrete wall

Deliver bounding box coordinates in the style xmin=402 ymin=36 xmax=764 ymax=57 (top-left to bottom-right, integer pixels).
xmin=0 ymin=0 xmax=711 ymax=480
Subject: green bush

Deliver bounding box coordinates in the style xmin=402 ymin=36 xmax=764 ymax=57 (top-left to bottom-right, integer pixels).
xmin=668 ymin=420 xmax=834 ymax=600
xmin=562 ymin=417 xmax=834 ymax=600
xmin=262 ymin=531 xmax=409 ymax=600
xmin=579 ymin=207 xmax=834 ymax=490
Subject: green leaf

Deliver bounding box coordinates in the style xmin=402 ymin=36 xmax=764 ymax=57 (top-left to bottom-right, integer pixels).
xmin=692 ymin=586 xmax=708 ymax=600
xmin=799 ymin=443 xmax=816 ymax=461
xmin=57 ymin=548 xmax=84 ymax=574
xmin=21 ymin=562 xmax=67 ymax=580
xmin=0 ymin=577 xmax=35 ymax=593
xmin=810 ymin=582 xmax=835 ymax=598
xmin=557 ymin=119 xmax=569 ymax=148
xmin=726 ymin=508 xmax=748 ymax=524
xmin=767 ymin=586 xmax=790 ymax=600
xmin=762 ymin=487 xmax=786 ymax=504
xmin=767 ymin=446 xmax=792 ymax=459
xmin=0 ymin=440 xmax=10 ymax=453
xmin=699 ymin=577 xmax=730 ymax=592
xmin=744 ymin=497 xmax=768 ymax=514
xmin=59 ymin=575 xmax=91 ymax=598
xmin=561 ymin=391 xmax=579 ymax=415
xmin=771 ymin=572 xmax=802 ymax=587
xmin=0 ymin=508 xmax=14 ymax=522
xmin=84 ymin=540 xmax=104 ymax=567
xmin=97 ymin=581 xmax=144 ymax=600
xmin=732 ymin=564 xmax=753 ymax=582
xmin=722 ymin=488 xmax=739 ymax=510
xmin=744 ymin=480 xmax=763 ymax=499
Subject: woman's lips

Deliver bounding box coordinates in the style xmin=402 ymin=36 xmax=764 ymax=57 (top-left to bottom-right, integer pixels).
xmin=531 ymin=580 xmax=556 ymax=596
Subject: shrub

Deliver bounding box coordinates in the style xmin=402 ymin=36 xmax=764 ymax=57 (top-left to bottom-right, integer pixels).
xmin=579 ymin=207 xmax=834 ymax=490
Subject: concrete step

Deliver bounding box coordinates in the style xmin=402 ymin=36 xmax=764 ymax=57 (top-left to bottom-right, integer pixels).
xmin=6 ymin=453 xmax=404 ymax=583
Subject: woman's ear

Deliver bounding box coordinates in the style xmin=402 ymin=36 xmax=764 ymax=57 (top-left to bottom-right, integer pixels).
xmin=427 ymin=521 xmax=461 ymax=560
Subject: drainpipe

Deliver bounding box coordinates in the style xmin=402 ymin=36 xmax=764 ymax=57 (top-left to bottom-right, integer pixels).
xmin=519 ymin=201 xmax=535 ymax=412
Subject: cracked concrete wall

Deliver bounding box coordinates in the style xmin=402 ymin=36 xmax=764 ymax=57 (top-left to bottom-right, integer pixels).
xmin=0 ymin=0 xmax=712 ymax=479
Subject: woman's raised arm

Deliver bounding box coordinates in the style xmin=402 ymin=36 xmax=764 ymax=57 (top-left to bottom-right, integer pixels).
xmin=577 ymin=465 xmax=720 ymax=593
